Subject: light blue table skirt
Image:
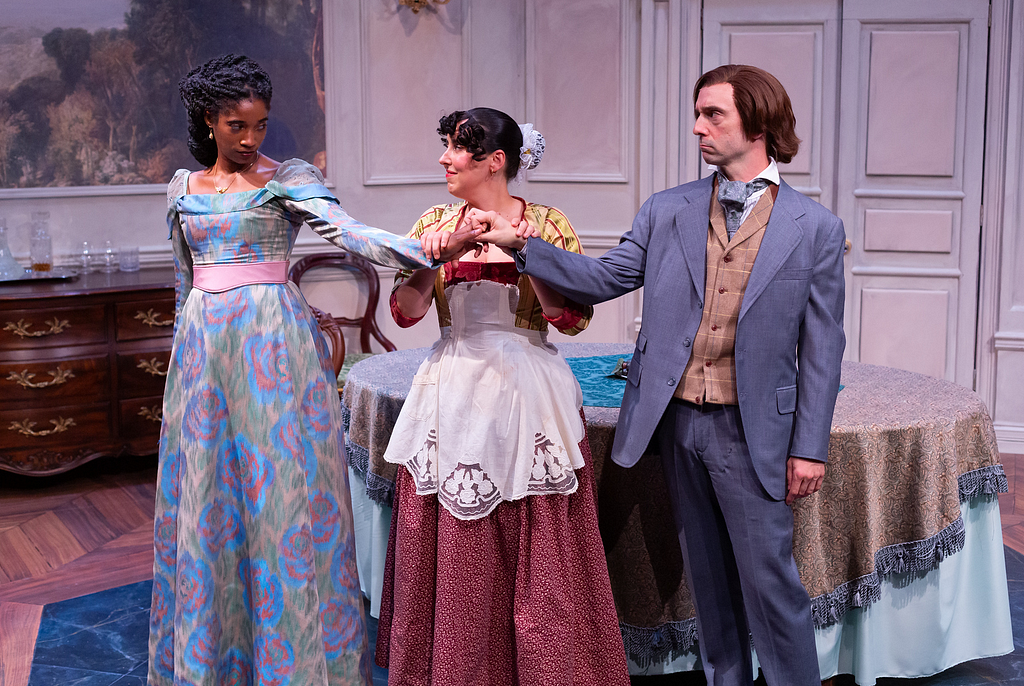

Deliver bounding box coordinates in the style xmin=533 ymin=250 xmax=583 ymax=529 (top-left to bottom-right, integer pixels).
xmin=349 ymin=465 xmax=392 ymax=621
xmin=348 ymin=473 xmax=1011 ymax=684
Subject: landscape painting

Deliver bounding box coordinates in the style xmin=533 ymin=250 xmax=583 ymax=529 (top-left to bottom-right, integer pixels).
xmin=0 ymin=0 xmax=325 ymax=189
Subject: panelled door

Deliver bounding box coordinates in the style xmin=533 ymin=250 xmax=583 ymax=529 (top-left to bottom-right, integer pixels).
xmin=837 ymin=0 xmax=989 ymax=385
xmin=700 ymin=0 xmax=989 ymax=385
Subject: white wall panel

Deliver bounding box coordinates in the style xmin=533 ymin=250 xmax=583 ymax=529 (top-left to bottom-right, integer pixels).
xmin=360 ymin=0 xmax=468 ymax=185
xmin=859 ymin=287 xmax=949 ymax=378
xmin=865 ymin=31 xmax=960 ymax=178
xmin=525 ymin=0 xmax=630 ymax=183
xmin=863 ymin=209 xmax=954 ymax=254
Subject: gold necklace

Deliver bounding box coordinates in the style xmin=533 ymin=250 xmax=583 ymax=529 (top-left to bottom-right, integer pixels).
xmin=213 ymin=157 xmax=258 ymax=194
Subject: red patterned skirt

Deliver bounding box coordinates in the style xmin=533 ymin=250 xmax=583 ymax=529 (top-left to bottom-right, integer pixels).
xmin=375 ymin=426 xmax=630 ymax=686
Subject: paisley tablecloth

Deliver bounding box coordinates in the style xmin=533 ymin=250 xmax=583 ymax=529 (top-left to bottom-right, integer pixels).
xmin=341 ymin=343 xmax=1011 ymax=681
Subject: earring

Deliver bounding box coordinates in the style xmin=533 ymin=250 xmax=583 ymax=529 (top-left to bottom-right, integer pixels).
xmin=208 ymin=131 xmax=213 ymax=140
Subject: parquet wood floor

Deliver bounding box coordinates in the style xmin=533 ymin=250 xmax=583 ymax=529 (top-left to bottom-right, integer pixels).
xmin=0 ymin=453 xmax=1022 ymax=686
xmin=0 ymin=456 xmax=157 ymax=686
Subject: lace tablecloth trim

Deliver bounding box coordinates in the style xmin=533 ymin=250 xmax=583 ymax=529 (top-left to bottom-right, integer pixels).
xmin=810 ymin=464 xmax=1007 ymax=629
xmin=620 ymin=619 xmax=699 ymax=668
xmin=341 ymin=403 xmax=399 ymax=506
xmin=958 ymin=464 xmax=1009 ymax=502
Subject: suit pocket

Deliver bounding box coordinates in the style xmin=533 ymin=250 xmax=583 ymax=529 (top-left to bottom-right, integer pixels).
xmin=776 ymin=384 xmax=797 ymax=414
xmin=627 ymin=358 xmax=643 ymax=387
xmin=775 ymin=268 xmax=812 ymax=281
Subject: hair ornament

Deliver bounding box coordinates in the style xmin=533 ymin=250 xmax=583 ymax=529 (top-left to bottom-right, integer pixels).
xmin=517 ymin=123 xmax=544 ymax=181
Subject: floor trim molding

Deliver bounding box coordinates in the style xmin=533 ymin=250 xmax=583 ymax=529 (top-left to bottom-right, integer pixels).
xmin=996 ymin=424 xmax=1024 ymax=454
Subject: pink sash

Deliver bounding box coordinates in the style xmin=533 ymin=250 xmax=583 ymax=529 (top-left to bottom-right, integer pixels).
xmin=193 ymin=261 xmax=290 ymax=293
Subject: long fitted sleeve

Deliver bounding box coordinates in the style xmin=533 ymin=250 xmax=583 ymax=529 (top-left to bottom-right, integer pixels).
xmin=269 ymin=160 xmax=434 ymax=272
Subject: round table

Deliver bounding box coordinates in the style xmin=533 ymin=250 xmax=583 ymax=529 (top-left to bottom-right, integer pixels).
xmin=341 ymin=343 xmax=1011 ymax=683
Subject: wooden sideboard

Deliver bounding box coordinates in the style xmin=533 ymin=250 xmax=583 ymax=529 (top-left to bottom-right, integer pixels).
xmin=0 ymin=268 xmax=176 ymax=476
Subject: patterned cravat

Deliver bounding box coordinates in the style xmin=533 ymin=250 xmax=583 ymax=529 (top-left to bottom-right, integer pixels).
xmin=717 ymin=174 xmax=771 ymax=239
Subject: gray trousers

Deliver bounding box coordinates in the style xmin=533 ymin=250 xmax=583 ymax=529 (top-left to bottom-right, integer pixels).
xmin=657 ymin=399 xmax=820 ymax=686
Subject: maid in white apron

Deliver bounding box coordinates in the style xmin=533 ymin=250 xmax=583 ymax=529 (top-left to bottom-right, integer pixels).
xmin=374 ymin=108 xmax=630 ymax=686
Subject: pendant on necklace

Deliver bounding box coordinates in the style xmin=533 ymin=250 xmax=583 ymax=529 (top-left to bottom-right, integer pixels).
xmin=212 ymin=157 xmax=256 ymax=195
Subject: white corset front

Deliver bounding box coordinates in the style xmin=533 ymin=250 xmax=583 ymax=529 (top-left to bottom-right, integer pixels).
xmin=383 ymin=280 xmax=585 ymax=520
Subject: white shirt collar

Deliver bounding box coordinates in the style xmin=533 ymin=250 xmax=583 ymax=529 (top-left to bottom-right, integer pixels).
xmin=707 ymin=158 xmax=780 ymax=185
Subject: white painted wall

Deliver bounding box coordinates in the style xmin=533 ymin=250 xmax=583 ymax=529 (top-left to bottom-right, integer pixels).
xmin=979 ymin=0 xmax=1024 ymax=454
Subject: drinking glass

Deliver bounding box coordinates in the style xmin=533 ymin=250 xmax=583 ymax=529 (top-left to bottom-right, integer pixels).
xmin=99 ymin=240 xmax=118 ymax=273
xmin=76 ymin=241 xmax=94 ymax=273
xmin=119 ymin=246 xmax=140 ymax=272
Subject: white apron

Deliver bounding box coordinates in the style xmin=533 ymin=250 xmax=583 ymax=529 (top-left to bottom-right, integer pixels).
xmin=383 ymin=280 xmax=585 ymax=520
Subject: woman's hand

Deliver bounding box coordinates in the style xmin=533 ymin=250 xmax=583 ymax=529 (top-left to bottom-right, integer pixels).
xmin=467 ymin=210 xmax=538 ymax=250
xmin=421 ymin=220 xmax=483 ymax=262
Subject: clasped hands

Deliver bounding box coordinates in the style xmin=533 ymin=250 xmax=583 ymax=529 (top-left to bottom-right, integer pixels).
xmin=419 ymin=208 xmax=540 ymax=261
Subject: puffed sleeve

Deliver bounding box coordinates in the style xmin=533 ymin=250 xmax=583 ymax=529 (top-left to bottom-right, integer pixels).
xmin=267 ymin=160 xmax=434 ymax=271
xmin=166 ymin=169 xmax=192 ymax=337
xmin=536 ymin=206 xmax=593 ymax=335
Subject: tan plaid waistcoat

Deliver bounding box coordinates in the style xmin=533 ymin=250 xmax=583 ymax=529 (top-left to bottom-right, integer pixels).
xmin=675 ymin=181 xmax=777 ymax=404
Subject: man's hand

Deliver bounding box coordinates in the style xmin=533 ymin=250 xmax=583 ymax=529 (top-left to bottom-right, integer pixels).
xmin=785 ymin=457 xmax=825 ymax=505
xmin=467 ymin=209 xmax=539 ymax=250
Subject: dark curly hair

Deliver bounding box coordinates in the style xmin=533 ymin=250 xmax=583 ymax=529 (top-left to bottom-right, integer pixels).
xmin=438 ymin=108 xmax=522 ymax=180
xmin=178 ymin=54 xmax=273 ymax=167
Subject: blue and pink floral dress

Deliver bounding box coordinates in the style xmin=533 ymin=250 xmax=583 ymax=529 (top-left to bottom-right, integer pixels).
xmin=148 ymin=159 xmax=433 ymax=686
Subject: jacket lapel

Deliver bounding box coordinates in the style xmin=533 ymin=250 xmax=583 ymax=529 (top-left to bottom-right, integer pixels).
xmin=673 ymin=176 xmax=714 ymax=300
xmin=739 ymin=181 xmax=804 ymax=321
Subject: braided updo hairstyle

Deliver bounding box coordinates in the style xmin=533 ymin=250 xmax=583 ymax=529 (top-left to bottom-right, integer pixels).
xmin=438 ymin=108 xmax=523 ymax=180
xmin=178 ymin=54 xmax=273 ymax=167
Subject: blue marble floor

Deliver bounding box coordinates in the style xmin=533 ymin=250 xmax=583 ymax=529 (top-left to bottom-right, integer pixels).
xmin=28 ymin=580 xmax=151 ymax=686
xmin=27 ymin=580 xmax=390 ymax=685
xmin=29 ymin=547 xmax=1024 ymax=685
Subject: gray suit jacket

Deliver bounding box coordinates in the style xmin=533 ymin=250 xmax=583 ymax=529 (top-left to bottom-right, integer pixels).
xmin=520 ymin=176 xmax=846 ymax=500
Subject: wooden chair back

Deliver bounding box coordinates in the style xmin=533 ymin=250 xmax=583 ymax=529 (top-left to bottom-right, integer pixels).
xmin=289 ymin=252 xmax=397 ymax=377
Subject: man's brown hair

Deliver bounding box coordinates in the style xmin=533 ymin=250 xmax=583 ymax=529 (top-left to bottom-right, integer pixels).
xmin=693 ymin=64 xmax=800 ymax=164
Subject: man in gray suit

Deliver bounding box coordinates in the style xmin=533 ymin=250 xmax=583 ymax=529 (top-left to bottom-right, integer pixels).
xmin=471 ymin=64 xmax=845 ymax=685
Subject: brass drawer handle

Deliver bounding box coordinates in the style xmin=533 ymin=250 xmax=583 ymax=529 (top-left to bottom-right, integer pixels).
xmin=4 ymin=318 xmax=71 ymax=338
xmin=9 ymin=417 xmax=76 ymax=437
xmin=137 ymin=358 xmax=169 ymax=377
xmin=134 ymin=309 xmax=174 ymax=328
xmin=7 ymin=368 xmax=75 ymax=389
xmin=138 ymin=406 xmax=163 ymax=423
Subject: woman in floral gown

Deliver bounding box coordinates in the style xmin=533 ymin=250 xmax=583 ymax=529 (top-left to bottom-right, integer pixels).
xmin=374 ymin=107 xmax=630 ymax=685
xmin=148 ymin=54 xmax=469 ymax=686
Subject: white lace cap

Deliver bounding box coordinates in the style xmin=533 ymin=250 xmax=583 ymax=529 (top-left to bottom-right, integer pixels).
xmin=516 ymin=123 xmax=545 ymax=183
